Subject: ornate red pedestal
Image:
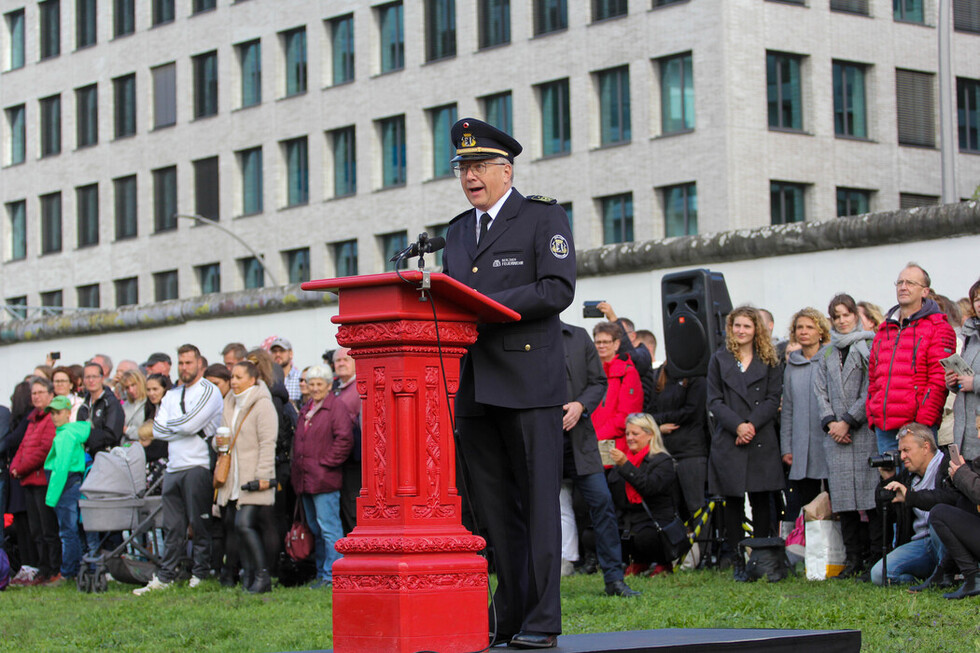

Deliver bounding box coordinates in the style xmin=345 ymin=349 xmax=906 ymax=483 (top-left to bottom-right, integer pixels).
xmin=302 ymin=271 xmax=519 ymax=653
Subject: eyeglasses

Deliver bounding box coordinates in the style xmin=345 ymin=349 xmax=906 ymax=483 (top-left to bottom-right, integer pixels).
xmin=452 ymin=161 xmax=508 ymax=178
xmin=594 ymin=339 xmax=615 ymax=346
xmin=894 ymin=279 xmax=925 ymax=289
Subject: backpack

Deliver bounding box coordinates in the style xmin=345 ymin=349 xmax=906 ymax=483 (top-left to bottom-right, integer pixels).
xmin=739 ymin=537 xmax=792 ymax=582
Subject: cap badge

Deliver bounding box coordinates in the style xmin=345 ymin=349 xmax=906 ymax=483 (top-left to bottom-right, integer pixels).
xmin=461 ymin=132 xmax=476 ymax=148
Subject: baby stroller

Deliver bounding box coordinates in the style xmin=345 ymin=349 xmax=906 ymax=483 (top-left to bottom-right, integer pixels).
xmin=77 ymin=444 xmax=164 ymax=593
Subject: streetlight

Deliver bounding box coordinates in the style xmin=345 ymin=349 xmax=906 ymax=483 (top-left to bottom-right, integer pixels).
xmin=938 ymin=0 xmax=957 ymax=204
xmin=174 ymin=213 xmax=280 ymax=287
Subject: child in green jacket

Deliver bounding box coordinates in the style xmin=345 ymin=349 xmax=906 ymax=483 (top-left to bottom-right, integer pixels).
xmin=43 ymin=396 xmax=90 ymax=582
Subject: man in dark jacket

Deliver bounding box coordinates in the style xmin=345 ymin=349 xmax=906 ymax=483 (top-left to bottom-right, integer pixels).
xmin=560 ymin=323 xmax=638 ymax=598
xmin=76 ymin=362 xmax=124 ymax=454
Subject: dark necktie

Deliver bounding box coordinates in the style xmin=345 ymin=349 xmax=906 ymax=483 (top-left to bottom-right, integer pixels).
xmin=478 ymin=213 xmax=491 ymax=244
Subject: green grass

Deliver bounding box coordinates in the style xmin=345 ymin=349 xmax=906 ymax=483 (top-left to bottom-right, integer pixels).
xmin=1 ymin=569 xmax=979 ymax=652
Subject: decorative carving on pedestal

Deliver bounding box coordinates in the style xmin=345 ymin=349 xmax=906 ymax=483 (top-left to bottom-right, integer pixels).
xmin=364 ymin=366 xmax=399 ymax=519
xmin=333 ymin=572 xmax=487 ymax=592
xmin=414 ymin=366 xmax=454 ymax=518
xmin=335 ymin=534 xmax=486 ymax=554
xmin=338 ymin=321 xmax=477 ymax=348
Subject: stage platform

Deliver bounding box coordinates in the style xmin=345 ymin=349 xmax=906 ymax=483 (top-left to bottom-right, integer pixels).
xmin=314 ymin=627 xmax=860 ymax=652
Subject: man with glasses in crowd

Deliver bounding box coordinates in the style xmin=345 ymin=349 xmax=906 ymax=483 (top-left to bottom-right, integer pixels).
xmin=77 ymin=361 xmax=123 ymax=455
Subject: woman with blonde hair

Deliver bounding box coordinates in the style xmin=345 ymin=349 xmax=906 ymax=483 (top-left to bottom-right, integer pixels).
xmin=706 ymin=306 xmax=784 ymax=580
xmin=120 ymin=369 xmax=148 ymax=441
xmin=857 ymin=301 xmax=883 ymax=334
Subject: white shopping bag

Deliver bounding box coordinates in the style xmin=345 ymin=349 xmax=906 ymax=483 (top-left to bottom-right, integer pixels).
xmin=804 ymin=520 xmax=846 ymax=580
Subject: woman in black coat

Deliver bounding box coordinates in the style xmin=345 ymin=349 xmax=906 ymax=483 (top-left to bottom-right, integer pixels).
xmin=706 ymin=306 xmax=784 ymax=579
xmin=607 ymin=413 xmax=680 ymax=574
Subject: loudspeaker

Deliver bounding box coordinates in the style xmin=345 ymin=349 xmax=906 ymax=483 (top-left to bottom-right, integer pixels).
xmin=662 ymin=269 xmax=732 ymax=378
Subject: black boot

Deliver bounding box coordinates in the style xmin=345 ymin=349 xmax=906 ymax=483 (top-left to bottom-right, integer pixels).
xmin=575 ymin=552 xmax=598 ymax=575
xmin=909 ymin=557 xmax=956 ymax=592
xmin=241 ymin=567 xmax=254 ymax=591
xmin=733 ymin=556 xmax=750 ymax=582
xmin=248 ymin=569 xmax=272 ymax=594
xmin=834 ymin=555 xmax=863 ymax=580
xmin=943 ymin=574 xmax=980 ymax=600
xmin=219 ymin=567 xmax=237 ymax=587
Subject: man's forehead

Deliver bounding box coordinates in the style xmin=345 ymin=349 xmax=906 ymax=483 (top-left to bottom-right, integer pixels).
xmin=898 ymin=266 xmax=926 ymax=282
xmin=177 ymin=352 xmax=197 ymax=362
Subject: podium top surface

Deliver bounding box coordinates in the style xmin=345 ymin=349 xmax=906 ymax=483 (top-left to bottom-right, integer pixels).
xmin=302 ymin=271 xmax=520 ymax=324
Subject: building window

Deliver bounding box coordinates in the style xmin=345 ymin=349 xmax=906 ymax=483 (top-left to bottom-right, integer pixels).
xmin=153 ymin=165 xmax=177 ymax=232
xmin=378 ymin=2 xmax=404 ymax=73
xmin=955 ymin=0 xmax=980 ymax=33
xmin=836 ymin=187 xmax=871 ymax=217
xmin=114 ymin=0 xmax=134 ymax=37
xmin=482 ymin=91 xmax=513 ymax=134
xmin=152 ymin=62 xmax=177 ymax=128
xmin=593 ymin=0 xmax=627 ymax=22
xmin=283 ymin=27 xmax=307 ymax=97
xmin=193 ymin=0 xmax=216 ymax=14
xmin=113 ymin=73 xmax=136 ymax=138
xmin=597 ymin=65 xmax=631 ymax=146
xmin=896 ymin=68 xmax=935 ymax=147
xmin=330 ymin=14 xmax=354 ymax=85
xmin=379 ymin=115 xmax=407 ymax=187
xmin=6 ymin=9 xmax=25 ymax=70
xmin=193 ymin=156 xmax=219 ymax=221
xmin=767 ymin=52 xmax=803 ymax=131
xmin=77 ymin=284 xmax=100 ymax=309
xmin=40 ymin=0 xmax=60 ymax=59
xmin=425 ymin=0 xmax=456 ymax=62
xmin=958 ymin=77 xmax=980 ymax=152
xmin=430 ymin=104 xmax=457 ymax=178
xmin=41 ymin=290 xmax=64 ymax=312
xmin=193 ymin=51 xmax=218 ymax=118
xmin=115 ymin=276 xmax=138 ymax=306
xmin=654 ymin=0 xmax=686 ymax=5
xmin=285 ymin=247 xmax=310 ymax=283
xmin=6 ymin=296 xmax=27 ymax=319
xmin=479 ymin=0 xmax=510 ymax=49
xmin=197 ymin=263 xmax=220 ymax=294
xmin=240 ymin=257 xmax=264 ymax=289
xmin=40 ymin=192 xmax=62 ymax=254
xmin=238 ymin=146 xmax=263 ymax=215
xmin=899 ymin=192 xmax=939 ymax=208
xmin=6 ymin=104 xmax=25 ymax=165
xmin=330 ymin=126 xmax=356 ymax=197
xmin=833 ymin=61 xmax=868 ymax=138
xmin=114 ymin=174 xmax=137 ymax=239
xmin=600 ymin=193 xmax=633 ymax=244
xmin=660 ymin=52 xmax=694 ymax=134
xmin=333 ymin=239 xmax=358 ymax=276
xmin=76 ymin=183 xmax=99 ymax=247
xmin=894 ymin=0 xmax=924 ymax=23
xmin=76 ymin=0 xmax=96 ymax=49
xmin=831 ymin=0 xmax=869 ymax=14
xmin=539 ymin=78 xmax=570 ymax=156
xmin=154 ymin=270 xmax=178 ymax=301
xmin=76 ymin=84 xmax=98 ymax=148
xmin=663 ymin=183 xmax=697 ymax=237
xmin=153 ymin=0 xmax=174 ymax=26
xmin=382 ymin=231 xmax=409 ymax=271
xmin=7 ymin=200 xmax=26 ymax=260
xmin=533 ymin=0 xmax=566 ymax=35
xmin=770 ymin=181 xmax=805 ymax=224
xmin=238 ymin=40 xmax=261 ymax=108
xmin=560 ymin=202 xmax=572 ymax=231
xmin=40 ymin=94 xmax=62 ymax=157
xmin=283 ymin=137 xmax=309 ymax=206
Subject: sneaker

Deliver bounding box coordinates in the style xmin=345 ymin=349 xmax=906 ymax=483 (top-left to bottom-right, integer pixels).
xmin=133 ymin=575 xmax=172 ymax=596
xmin=560 ymin=559 xmax=576 ymax=577
xmin=188 ymin=576 xmax=204 ymax=588
xmin=42 ymin=574 xmax=65 ymax=587
xmin=10 ymin=566 xmax=38 ymax=586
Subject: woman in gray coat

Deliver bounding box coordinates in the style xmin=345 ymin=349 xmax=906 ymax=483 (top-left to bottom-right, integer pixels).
xmin=707 ymin=306 xmax=784 ymax=579
xmin=780 ymin=307 xmax=831 ymax=522
xmin=814 ymin=294 xmax=879 ymax=578
xmin=946 ymin=279 xmax=980 ymax=461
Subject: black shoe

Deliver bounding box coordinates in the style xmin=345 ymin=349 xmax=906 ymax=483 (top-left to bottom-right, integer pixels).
xmin=732 ymin=557 xmax=750 ymax=582
xmin=574 ymin=552 xmax=598 ymax=575
xmin=509 ymin=631 xmax=558 ymax=649
xmin=943 ymin=575 xmax=980 ymax=600
xmin=219 ymin=570 xmax=236 ymax=587
xmin=910 ymin=560 xmax=957 ymax=592
xmin=247 ymin=569 xmax=271 ymax=594
xmin=604 ymin=580 xmax=641 ymax=597
xmin=834 ymin=556 xmax=863 ymax=580
xmin=241 ymin=568 xmax=254 ymax=590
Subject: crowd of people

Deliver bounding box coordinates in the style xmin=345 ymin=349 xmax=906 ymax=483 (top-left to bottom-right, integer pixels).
xmin=1 ymin=260 xmax=978 ymax=605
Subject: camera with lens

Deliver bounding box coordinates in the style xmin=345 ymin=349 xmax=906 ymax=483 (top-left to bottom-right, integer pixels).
xmin=868 ymin=450 xmax=898 ymax=470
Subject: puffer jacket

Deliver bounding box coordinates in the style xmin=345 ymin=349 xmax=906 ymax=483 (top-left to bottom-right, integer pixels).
xmin=866 ymin=299 xmax=956 ymax=430
xmin=591 ymin=354 xmax=643 ymax=451
xmin=9 ymin=409 xmax=56 ymax=487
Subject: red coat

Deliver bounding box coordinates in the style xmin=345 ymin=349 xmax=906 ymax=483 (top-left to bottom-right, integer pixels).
xmin=591 ymin=354 xmax=644 ymax=453
xmin=866 ymin=299 xmax=956 ymax=430
xmin=291 ymin=392 xmax=355 ymax=495
xmin=10 ymin=409 xmax=56 ymax=487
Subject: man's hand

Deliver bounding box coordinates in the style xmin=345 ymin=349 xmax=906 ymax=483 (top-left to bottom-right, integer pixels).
xmin=782 ymin=453 xmax=793 ymax=467
xmin=884 ymin=480 xmax=907 ymax=502
xmin=596 ymin=301 xmax=618 ymax=323
xmin=608 ymin=448 xmax=627 ymax=466
xmin=878 ymin=467 xmax=896 ymax=481
xmin=562 ymin=401 xmax=585 ymax=431
xmin=659 ymin=423 xmax=679 ymax=434
xmin=949 ymin=450 xmax=966 ymax=478
xmin=828 ymin=421 xmax=852 ymax=444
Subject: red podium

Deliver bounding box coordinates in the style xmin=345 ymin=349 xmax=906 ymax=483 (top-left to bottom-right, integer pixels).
xmin=301 ymin=271 xmax=519 ymax=653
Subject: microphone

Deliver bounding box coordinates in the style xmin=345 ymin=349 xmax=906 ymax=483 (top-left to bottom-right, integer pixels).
xmin=389 ymin=233 xmax=446 ymax=262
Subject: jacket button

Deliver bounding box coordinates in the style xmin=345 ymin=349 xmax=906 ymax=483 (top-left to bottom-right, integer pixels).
xmin=472 ymin=266 xmax=478 ymax=273
xmin=524 ymin=344 xmax=531 ymax=351
xmin=754 ymin=401 xmax=759 ymax=405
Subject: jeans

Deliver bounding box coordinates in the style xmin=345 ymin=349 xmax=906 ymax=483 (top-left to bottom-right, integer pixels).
xmin=875 ymin=428 xmax=900 ymax=456
xmin=302 ymin=492 xmax=343 ymax=582
xmin=54 ymin=473 xmax=83 ymax=577
xmin=870 ymin=527 xmax=944 ymax=585
xmin=571 ymin=471 xmax=624 ymax=585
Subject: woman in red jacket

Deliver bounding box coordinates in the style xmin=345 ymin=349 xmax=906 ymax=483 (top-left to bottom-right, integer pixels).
xmin=291 ymin=365 xmax=354 ymax=588
xmin=9 ymin=377 xmax=60 ymax=584
xmin=591 ymin=321 xmax=644 ymax=457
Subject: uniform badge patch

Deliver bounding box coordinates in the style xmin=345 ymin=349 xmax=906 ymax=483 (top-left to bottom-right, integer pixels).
xmin=550 ymin=234 xmax=569 ymax=259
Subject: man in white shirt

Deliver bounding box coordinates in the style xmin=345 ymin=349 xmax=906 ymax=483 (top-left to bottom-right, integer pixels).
xmin=134 ymin=344 xmax=223 ymax=595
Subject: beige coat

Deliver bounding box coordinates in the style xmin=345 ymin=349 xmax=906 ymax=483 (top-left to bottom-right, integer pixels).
xmin=213 ymin=381 xmax=278 ymax=507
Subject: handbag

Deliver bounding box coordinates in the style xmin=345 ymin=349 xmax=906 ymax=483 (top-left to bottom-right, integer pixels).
xmin=739 ymin=536 xmax=792 ymax=582
xmin=285 ymin=501 xmax=314 ymax=561
xmin=213 ymin=404 xmax=255 ymax=489
xmin=642 ymin=501 xmax=692 ymax=563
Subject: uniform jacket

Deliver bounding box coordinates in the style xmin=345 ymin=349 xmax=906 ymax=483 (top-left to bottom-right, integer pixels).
xmin=215 ymin=382 xmax=278 ymax=507
xmin=606 ymin=451 xmax=678 ymax=535
xmin=291 ymin=391 xmax=355 ymax=495
xmin=706 ymin=349 xmax=784 ymax=496
xmin=950 ymin=318 xmax=980 ymax=460
xmin=9 ymin=409 xmax=56 ymax=487
xmin=591 ymin=355 xmax=644 ymax=450
xmin=867 ymin=298 xmax=956 ymax=430
xmin=561 ymin=322 xmax=608 ymax=477
xmin=77 ymin=386 xmax=124 ymax=454
xmin=648 ymin=372 xmax=709 ymax=460
xmin=814 ymin=329 xmax=879 ymax=512
xmin=780 ymin=346 xmax=830 ymax=481
xmin=443 ymin=188 xmax=576 ymax=414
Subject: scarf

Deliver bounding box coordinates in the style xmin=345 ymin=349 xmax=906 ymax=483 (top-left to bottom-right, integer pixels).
xmin=830 ymin=327 xmax=873 ymax=362
xmin=624 ymin=445 xmax=651 ymax=504
xmin=962 ymin=316 xmax=980 ymax=343
xmin=303 ymin=398 xmax=325 ymax=428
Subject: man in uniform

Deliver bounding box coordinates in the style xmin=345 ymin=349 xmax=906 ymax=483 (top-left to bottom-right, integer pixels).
xmin=442 ymin=117 xmax=575 ymax=650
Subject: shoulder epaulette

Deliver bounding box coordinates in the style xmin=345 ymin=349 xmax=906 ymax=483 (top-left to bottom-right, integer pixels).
xmin=526 ymin=194 xmax=557 ymax=205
